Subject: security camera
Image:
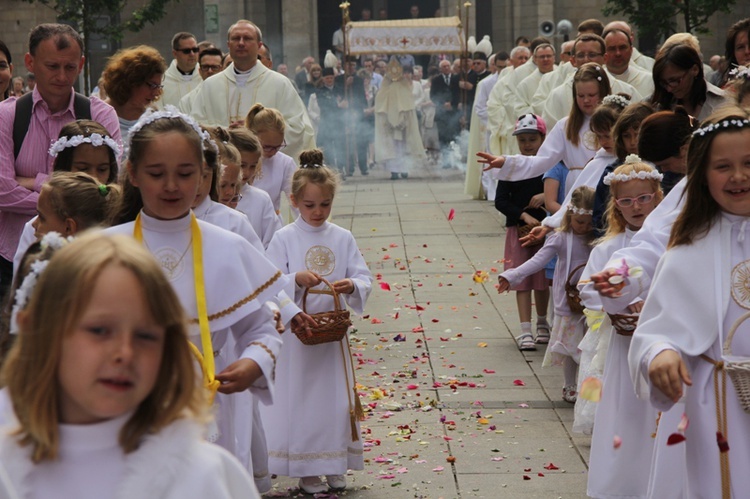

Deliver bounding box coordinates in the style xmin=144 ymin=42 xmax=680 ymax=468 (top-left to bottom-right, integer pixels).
xmin=539 ymin=20 xmax=555 ymax=37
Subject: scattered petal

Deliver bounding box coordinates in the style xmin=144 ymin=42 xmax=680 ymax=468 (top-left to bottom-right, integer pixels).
xmin=543 ymin=463 xmax=559 ymax=470
xmin=370 ymin=318 xmax=383 ymax=324
xmin=513 ymin=379 xmax=526 ymax=386
xmin=491 ymin=457 xmax=504 ymax=461
xmin=477 ymin=342 xmax=488 ymax=348
xmin=380 ymin=282 xmax=392 ymax=291
xmin=446 ymin=456 xmax=456 ymax=463
xmin=580 ymin=377 xmax=602 ymax=402
xmin=523 ymin=475 xmax=531 ymax=480
xmin=484 ymin=369 xmax=496 ymax=374
xmin=518 ymin=403 xmax=530 ymax=408
xmin=677 ymin=413 xmax=689 ymax=432
xmin=448 ymin=208 xmax=455 ymax=221
xmin=432 ymin=466 xmax=445 ymax=472
xmin=613 ymin=435 xmax=622 ymax=449
xmin=667 ymin=433 xmax=686 ymax=446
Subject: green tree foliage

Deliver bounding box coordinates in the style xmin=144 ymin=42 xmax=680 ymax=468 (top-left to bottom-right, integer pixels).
xmin=603 ymin=0 xmax=734 ymax=41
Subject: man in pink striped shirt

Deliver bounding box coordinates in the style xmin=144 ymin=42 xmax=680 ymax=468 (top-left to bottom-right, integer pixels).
xmin=0 ymin=23 xmax=120 ymax=297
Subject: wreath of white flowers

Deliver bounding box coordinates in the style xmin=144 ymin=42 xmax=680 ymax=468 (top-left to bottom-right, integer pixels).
xmin=602 ymin=94 xmax=630 ymax=108
xmin=692 ymin=118 xmax=750 ymax=137
xmin=567 ymin=204 xmax=593 ymax=216
xmin=49 ymin=133 xmax=121 ymax=158
xmin=9 ymin=232 xmax=72 ymax=334
xmin=125 ymin=105 xmax=218 ymax=157
xmin=603 ymin=154 xmax=664 ymax=185
xmin=729 ymin=65 xmax=750 ymax=80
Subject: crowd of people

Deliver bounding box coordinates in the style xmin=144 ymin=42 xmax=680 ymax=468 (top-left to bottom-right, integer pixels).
xmin=0 ymin=8 xmax=748 ymax=499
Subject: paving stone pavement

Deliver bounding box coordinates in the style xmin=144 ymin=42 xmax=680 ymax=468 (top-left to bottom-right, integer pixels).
xmin=265 ymin=165 xmax=591 ymax=498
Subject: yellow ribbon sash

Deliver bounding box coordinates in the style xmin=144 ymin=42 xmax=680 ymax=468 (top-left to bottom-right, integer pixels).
xmin=134 ymin=213 xmax=220 ymax=401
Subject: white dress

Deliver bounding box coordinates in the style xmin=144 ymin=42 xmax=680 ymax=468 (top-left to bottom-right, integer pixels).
xmin=236 ymin=184 xmax=282 ymax=249
xmin=0 ymin=411 xmax=259 ymax=499
xmin=105 ymin=212 xmax=288 ymax=469
xmin=252 ymin=152 xmax=298 ymax=223
xmin=630 ymin=213 xmax=750 ymax=498
xmin=260 ymin=217 xmax=373 ymax=477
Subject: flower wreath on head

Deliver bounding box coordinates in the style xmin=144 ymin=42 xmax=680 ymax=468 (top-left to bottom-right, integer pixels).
xmin=602 ymin=94 xmax=630 ymax=108
xmin=693 ymin=118 xmax=750 ymax=137
xmin=49 ymin=132 xmax=121 ymax=158
xmin=567 ymin=204 xmax=593 ymax=216
xmin=603 ymin=154 xmax=664 ymax=185
xmin=9 ymin=232 xmax=72 ymax=334
xmin=124 ymin=105 xmax=218 ymax=158
xmin=729 ymin=65 xmax=750 ymax=81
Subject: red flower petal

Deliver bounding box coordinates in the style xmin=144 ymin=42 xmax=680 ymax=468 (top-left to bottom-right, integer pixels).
xmin=666 ymin=433 xmax=686 ymax=446
xmin=448 ymin=208 xmax=456 ymax=221
xmin=380 ymin=282 xmax=391 ymax=291
xmin=543 ymin=463 xmax=559 ymax=470
xmin=513 ymin=379 xmax=526 ymax=386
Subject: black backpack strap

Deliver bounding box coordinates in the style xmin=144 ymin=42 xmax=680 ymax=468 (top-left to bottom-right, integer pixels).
xmin=73 ymin=93 xmax=91 ymax=120
xmin=13 ymin=93 xmax=34 ymax=159
xmin=13 ymin=93 xmax=91 ymax=159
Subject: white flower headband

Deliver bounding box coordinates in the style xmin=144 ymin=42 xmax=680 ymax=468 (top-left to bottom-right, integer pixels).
xmin=125 ymin=105 xmax=216 ymax=157
xmin=693 ymin=118 xmax=750 ymax=137
xmin=603 ymin=154 xmax=664 ymax=185
xmin=602 ymin=94 xmax=630 ymax=108
xmin=729 ymin=65 xmax=750 ymax=80
xmin=49 ymin=132 xmax=121 ymax=158
xmin=9 ymin=232 xmax=71 ymax=334
xmin=567 ymin=204 xmax=593 ymax=216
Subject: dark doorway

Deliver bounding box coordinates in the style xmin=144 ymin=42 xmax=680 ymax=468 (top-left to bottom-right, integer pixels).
xmin=317 ymin=1 xmax=374 ymax=64
xmin=387 ymin=0 xmax=441 ymax=20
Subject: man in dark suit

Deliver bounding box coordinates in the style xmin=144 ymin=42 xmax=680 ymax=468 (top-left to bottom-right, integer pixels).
xmin=335 ymin=56 xmax=369 ymax=176
xmin=430 ymin=59 xmax=459 ymax=168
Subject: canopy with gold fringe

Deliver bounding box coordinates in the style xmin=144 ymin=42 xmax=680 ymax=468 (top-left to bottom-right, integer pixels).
xmin=345 ymin=17 xmax=464 ymax=55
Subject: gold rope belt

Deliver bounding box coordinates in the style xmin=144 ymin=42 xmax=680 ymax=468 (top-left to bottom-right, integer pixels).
xmin=700 ymin=354 xmax=731 ymax=499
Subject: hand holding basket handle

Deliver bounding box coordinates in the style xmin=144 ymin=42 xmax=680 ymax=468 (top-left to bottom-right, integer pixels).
xmin=296 ymin=277 xmax=353 ymax=345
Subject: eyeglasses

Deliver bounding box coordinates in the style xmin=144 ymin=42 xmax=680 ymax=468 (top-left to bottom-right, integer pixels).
xmin=574 ymin=52 xmax=603 ymax=61
xmin=178 ymin=47 xmax=200 ymax=55
xmin=145 ymin=81 xmax=164 ymax=90
xmin=561 ymin=51 xmax=573 ymax=57
xmin=262 ymin=140 xmax=286 ymax=153
xmin=200 ymin=64 xmax=222 ymax=73
xmin=660 ymin=71 xmax=688 ymax=90
xmin=614 ymin=192 xmax=656 ymax=208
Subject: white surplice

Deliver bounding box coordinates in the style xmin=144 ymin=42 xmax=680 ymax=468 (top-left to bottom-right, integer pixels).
xmin=252 ymin=152 xmax=298 ymax=222
xmin=159 ymin=60 xmax=202 ymax=109
xmin=193 ymin=195 xmax=264 ymax=253
xmin=105 ymin=212 xmax=288 ymax=467
xmin=629 ymin=213 xmax=750 ymax=498
xmin=261 ymin=217 xmax=373 ymax=477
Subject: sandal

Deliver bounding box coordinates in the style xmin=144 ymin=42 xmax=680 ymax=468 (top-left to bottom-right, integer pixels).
xmin=535 ymin=322 xmax=551 ymax=344
xmin=562 ymin=385 xmax=577 ymax=403
xmin=515 ymin=333 xmax=537 ymax=351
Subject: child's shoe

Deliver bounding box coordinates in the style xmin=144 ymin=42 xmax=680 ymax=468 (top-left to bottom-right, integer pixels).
xmin=562 ymin=385 xmax=577 ymax=403
xmin=535 ymin=322 xmax=551 ymax=344
xmin=299 ymin=476 xmax=328 ymax=494
xmin=515 ymin=333 xmax=537 ymax=351
xmin=326 ymin=475 xmax=347 ymax=491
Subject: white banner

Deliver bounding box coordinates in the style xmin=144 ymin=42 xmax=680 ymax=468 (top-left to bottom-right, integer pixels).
xmin=346 ymin=17 xmax=464 ymax=55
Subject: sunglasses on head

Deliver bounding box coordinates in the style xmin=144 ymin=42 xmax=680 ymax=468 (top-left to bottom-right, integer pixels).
xmin=178 ymin=47 xmax=200 ymax=55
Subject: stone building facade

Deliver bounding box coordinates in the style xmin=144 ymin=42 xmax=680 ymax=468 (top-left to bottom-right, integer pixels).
xmin=0 ymin=0 xmax=748 ymax=91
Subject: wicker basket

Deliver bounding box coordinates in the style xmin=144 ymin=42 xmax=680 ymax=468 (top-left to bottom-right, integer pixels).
xmin=723 ymin=311 xmax=750 ymax=414
xmin=565 ymin=263 xmax=586 ymax=314
xmin=608 ymin=313 xmax=639 ymax=336
xmin=517 ymin=224 xmax=543 ymax=246
xmin=296 ymin=277 xmax=352 ymax=346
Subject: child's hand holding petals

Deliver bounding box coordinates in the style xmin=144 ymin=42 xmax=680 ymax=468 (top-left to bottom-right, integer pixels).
xmin=497 ymin=276 xmax=510 ymax=293
xmin=591 ymin=269 xmax=623 ymax=297
xmin=333 ymin=278 xmax=354 ymax=295
xmin=291 ymin=312 xmax=317 ymax=338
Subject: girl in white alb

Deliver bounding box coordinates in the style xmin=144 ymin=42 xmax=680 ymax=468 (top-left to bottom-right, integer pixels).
xmin=0 ymin=232 xmax=258 ymax=498
xmin=228 ymin=127 xmax=282 ymax=248
xmin=629 ymin=108 xmax=750 ymax=498
xmin=479 ymin=63 xmax=610 ymax=195
xmin=105 ymin=107 xmax=293 ymax=475
xmin=578 ymin=159 xmax=664 ymax=498
xmin=260 ymin=150 xmax=373 ymax=495
xmin=245 ymin=104 xmax=298 ymax=223
xmin=498 ymin=186 xmax=596 ymax=403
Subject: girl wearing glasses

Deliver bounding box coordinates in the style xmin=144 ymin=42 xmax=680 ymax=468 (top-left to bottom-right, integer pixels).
xmin=100 ymin=45 xmax=167 ymax=142
xmin=245 ymin=104 xmax=298 ymax=224
xmin=650 ymin=40 xmax=726 ymax=120
xmin=577 ymin=158 xmax=663 ymax=499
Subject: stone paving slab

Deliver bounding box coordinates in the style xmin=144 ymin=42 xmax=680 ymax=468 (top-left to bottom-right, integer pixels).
xmin=262 ymin=171 xmax=589 ymax=498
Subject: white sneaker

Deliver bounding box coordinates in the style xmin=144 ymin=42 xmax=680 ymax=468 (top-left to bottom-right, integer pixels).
xmin=326 ymin=474 xmax=347 ymax=490
xmin=298 ymin=476 xmax=327 ymax=494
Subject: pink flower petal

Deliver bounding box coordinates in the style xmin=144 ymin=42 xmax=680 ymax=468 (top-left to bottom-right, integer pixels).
xmin=613 ymin=435 xmax=622 ymax=449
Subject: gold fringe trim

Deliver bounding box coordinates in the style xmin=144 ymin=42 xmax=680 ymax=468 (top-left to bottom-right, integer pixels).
xmin=189 ymin=271 xmax=283 ymax=323
xmin=249 ymin=341 xmax=277 ymax=381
